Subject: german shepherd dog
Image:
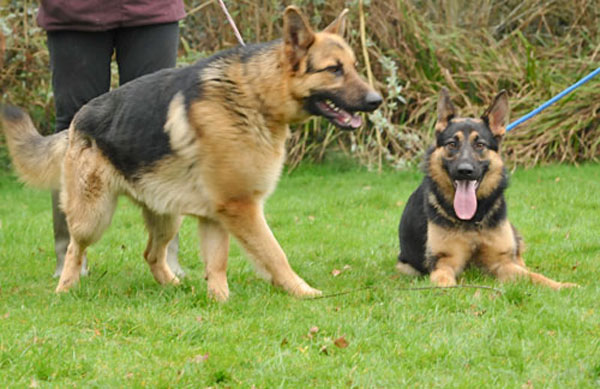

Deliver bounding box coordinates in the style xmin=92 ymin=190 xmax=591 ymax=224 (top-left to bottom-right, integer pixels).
xmin=0 ymin=7 xmax=382 ymax=300
xmin=396 ymin=88 xmax=576 ymax=290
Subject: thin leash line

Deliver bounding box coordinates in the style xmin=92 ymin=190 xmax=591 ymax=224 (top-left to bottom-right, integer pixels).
xmin=217 ymin=0 xmax=246 ymax=47
xmin=506 ymin=66 xmax=600 ymax=131
xmin=309 ymin=284 xmax=504 ymax=300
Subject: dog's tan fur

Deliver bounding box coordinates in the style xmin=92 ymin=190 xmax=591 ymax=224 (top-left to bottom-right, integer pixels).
xmin=424 ymin=221 xmax=573 ymax=289
xmin=1 ymin=7 xmax=379 ymax=300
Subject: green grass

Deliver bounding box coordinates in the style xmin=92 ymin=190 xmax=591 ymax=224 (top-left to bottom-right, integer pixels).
xmin=0 ymin=161 xmax=599 ymax=387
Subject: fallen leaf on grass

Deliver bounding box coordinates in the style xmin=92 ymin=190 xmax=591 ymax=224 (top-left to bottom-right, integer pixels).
xmin=334 ymin=336 xmax=349 ymax=348
xmin=331 ymin=265 xmax=351 ymax=277
xmin=2 ymin=312 xmax=9 ymax=320
xmin=470 ymin=304 xmax=486 ymax=316
xmin=29 ymin=378 xmax=40 ymax=388
xmin=195 ymin=315 xmax=203 ymax=323
xmin=307 ymin=326 xmax=319 ymax=339
xmin=572 ymin=262 xmax=578 ymax=271
xmin=191 ymin=353 xmax=209 ymax=363
xmin=521 ymin=380 xmax=533 ymax=389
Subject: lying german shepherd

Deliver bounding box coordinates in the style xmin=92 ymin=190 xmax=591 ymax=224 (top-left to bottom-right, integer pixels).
xmin=397 ymin=88 xmax=576 ymax=290
xmin=0 ymin=7 xmax=382 ymax=300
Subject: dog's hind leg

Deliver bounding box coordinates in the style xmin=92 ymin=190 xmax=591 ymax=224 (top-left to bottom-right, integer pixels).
xmin=396 ymin=261 xmax=422 ymax=276
xmin=482 ymin=221 xmax=577 ymax=289
xmin=56 ymin=144 xmax=119 ymax=292
xmin=55 ymin=192 xmax=118 ymax=293
xmin=142 ymin=207 xmax=182 ymax=286
xmin=199 ymin=218 xmax=230 ymax=301
xmin=492 ymin=260 xmax=578 ymax=290
xmin=56 ymin=240 xmax=87 ymax=292
xmin=217 ymin=199 xmax=322 ymax=298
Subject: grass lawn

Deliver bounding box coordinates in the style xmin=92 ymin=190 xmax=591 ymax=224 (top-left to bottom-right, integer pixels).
xmin=0 ymin=160 xmax=599 ymax=387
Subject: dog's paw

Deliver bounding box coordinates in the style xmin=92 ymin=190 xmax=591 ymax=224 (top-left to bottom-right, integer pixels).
xmin=207 ymin=277 xmax=230 ymax=302
xmin=54 ymin=268 xmax=82 ymax=293
xmin=286 ymin=280 xmax=322 ymax=298
xmin=556 ymin=282 xmax=579 ymax=289
xmin=55 ymin=284 xmax=70 ymax=293
xmin=150 ymin=264 xmax=180 ymax=286
xmin=430 ymin=272 xmax=457 ymax=287
xmin=298 ymin=285 xmax=323 ymax=298
xmin=55 ymin=278 xmax=78 ymax=293
xmin=396 ymin=262 xmax=421 ymax=276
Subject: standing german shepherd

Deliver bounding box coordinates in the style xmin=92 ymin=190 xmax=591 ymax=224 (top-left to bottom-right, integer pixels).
xmin=0 ymin=6 xmax=382 ymax=300
xmin=396 ymin=88 xmax=576 ymax=289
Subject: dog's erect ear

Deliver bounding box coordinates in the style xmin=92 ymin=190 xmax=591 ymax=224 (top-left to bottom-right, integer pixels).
xmin=435 ymin=87 xmax=456 ymax=135
xmin=283 ymin=6 xmax=315 ymax=71
xmin=482 ymin=90 xmax=509 ymax=139
xmin=323 ymin=8 xmax=349 ymax=36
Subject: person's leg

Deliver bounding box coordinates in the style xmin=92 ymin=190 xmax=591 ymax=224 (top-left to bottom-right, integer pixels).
xmin=114 ymin=22 xmax=185 ymax=277
xmin=47 ymin=30 xmax=114 ymax=277
xmin=115 ymin=22 xmax=180 ymax=84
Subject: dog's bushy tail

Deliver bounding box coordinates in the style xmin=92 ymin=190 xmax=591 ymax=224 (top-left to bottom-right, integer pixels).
xmin=1 ymin=105 xmax=67 ymax=190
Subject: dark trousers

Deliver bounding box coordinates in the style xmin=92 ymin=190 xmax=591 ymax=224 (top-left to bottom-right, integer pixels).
xmin=47 ymin=22 xmax=184 ymax=277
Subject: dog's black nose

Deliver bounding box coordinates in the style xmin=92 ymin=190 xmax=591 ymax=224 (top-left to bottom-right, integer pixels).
xmin=364 ymin=91 xmax=383 ymax=111
xmin=457 ymin=162 xmax=474 ymax=176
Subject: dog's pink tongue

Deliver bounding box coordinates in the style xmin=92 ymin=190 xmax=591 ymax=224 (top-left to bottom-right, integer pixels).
xmin=454 ymin=180 xmax=477 ymax=220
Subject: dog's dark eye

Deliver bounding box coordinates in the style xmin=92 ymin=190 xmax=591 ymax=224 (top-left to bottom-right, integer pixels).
xmin=446 ymin=141 xmax=458 ymax=150
xmin=474 ymin=142 xmax=486 ymax=151
xmin=325 ymin=64 xmax=344 ymax=76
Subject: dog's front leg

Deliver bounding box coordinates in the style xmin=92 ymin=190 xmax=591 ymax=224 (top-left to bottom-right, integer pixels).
xmin=429 ymin=256 xmax=466 ymax=287
xmin=427 ymin=224 xmax=471 ymax=287
xmin=142 ymin=208 xmax=181 ymax=286
xmin=199 ymin=218 xmax=230 ymax=301
xmin=216 ymin=199 xmax=321 ymax=297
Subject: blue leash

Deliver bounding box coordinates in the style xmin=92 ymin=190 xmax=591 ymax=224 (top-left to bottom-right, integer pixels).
xmin=506 ymin=66 xmax=600 ymax=132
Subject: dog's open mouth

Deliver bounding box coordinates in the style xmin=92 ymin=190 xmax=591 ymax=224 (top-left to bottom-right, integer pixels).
xmin=453 ymin=180 xmax=479 ymax=220
xmin=314 ymin=99 xmax=363 ymax=129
